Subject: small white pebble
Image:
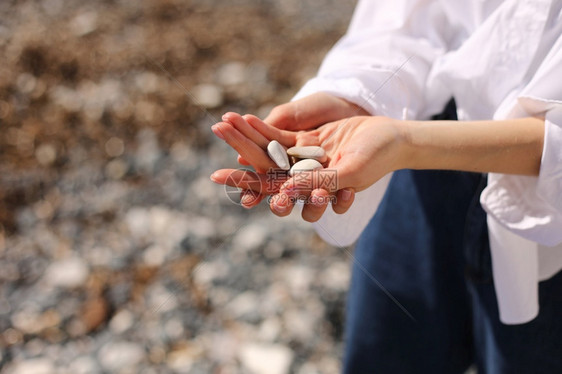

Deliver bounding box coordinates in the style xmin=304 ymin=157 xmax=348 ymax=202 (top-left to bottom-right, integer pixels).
xmin=289 ymin=159 xmax=323 ymax=176
xmin=267 ymin=140 xmax=290 ymax=170
xmin=287 ymin=146 xmax=327 ymax=163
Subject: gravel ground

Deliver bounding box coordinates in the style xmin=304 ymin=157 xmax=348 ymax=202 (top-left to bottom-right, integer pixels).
xmin=0 ymin=1 xmax=358 ymax=373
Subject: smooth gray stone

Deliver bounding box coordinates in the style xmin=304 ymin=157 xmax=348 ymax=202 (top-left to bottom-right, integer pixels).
xmin=289 ymin=159 xmax=323 ymax=176
xmin=267 ymin=140 xmax=290 ymax=170
xmin=286 ymin=146 xmax=327 ymax=163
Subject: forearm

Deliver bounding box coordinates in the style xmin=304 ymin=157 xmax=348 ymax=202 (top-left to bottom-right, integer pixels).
xmin=400 ymin=117 xmax=545 ymax=176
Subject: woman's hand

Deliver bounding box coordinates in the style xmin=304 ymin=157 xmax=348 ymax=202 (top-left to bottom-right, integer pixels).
xmin=211 ymin=114 xmax=408 ymax=221
xmin=234 ymin=92 xmax=368 ymax=165
xmin=211 ymin=92 xmax=369 ymax=212
xmin=269 ymin=115 xmax=407 ymax=221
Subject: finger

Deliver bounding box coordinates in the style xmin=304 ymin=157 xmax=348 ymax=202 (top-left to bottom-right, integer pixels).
xmin=301 ymin=189 xmax=330 ymax=222
xmin=222 ymin=112 xmax=270 ymax=149
xmin=269 ymin=192 xmax=295 ymax=217
xmin=263 ymin=103 xmax=293 ymax=130
xmin=211 ymin=121 xmax=275 ymax=173
xmin=280 ymin=175 xmax=314 ymax=202
xmin=240 ymin=190 xmax=266 ymax=208
xmin=294 ymin=130 xmax=320 ymax=147
xmin=210 ymin=168 xmax=288 ymax=195
xmin=280 ymin=168 xmax=340 ymax=195
xmin=237 ymin=154 xmax=251 ymax=166
xmin=264 ymin=96 xmax=326 ymax=131
xmin=264 ymin=93 xmax=366 ymax=131
xmin=244 ymin=114 xmax=297 ymax=147
xmin=332 ymin=188 xmax=355 ymax=214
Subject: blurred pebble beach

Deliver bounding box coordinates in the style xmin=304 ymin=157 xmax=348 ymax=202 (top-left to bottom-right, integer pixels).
xmin=0 ymin=0 xmax=357 ymax=373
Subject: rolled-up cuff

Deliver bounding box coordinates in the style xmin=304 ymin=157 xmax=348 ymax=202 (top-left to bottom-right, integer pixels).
xmin=481 ymin=99 xmax=562 ymax=247
xmin=537 ymin=104 xmax=562 ymax=213
xmin=292 ymin=74 xmax=414 ymax=120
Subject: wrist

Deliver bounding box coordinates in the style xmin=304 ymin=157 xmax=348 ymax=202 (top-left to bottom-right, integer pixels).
xmin=390 ymin=118 xmax=416 ymax=171
xmin=398 ymin=119 xmax=457 ymax=171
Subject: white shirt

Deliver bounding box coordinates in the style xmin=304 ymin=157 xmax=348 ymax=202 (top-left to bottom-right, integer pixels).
xmin=294 ymin=0 xmax=562 ymax=324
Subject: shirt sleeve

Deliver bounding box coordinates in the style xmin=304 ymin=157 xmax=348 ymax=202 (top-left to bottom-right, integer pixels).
xmin=292 ymin=0 xmax=455 ymax=120
xmin=297 ymin=0 xmax=456 ymax=247
xmin=481 ymin=32 xmax=562 ymax=247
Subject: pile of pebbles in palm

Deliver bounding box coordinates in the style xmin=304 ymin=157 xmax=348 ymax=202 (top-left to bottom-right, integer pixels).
xmin=267 ymin=140 xmax=327 ymax=176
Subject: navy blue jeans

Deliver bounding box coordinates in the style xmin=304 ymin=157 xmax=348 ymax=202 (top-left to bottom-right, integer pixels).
xmin=343 ymin=169 xmax=562 ymax=373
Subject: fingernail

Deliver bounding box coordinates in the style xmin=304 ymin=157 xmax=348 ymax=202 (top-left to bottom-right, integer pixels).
xmin=241 ymin=193 xmax=257 ymax=207
xmin=210 ymin=172 xmax=219 ymax=182
xmin=274 ymin=203 xmax=288 ymax=213
xmin=310 ymin=195 xmax=320 ymax=205
xmin=341 ymin=189 xmax=352 ymax=202
xmin=272 ymin=195 xmax=288 ymax=213
xmin=211 ymin=125 xmax=225 ymax=140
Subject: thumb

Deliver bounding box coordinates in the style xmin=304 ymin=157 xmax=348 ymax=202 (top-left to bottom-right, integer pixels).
xmin=263 ymin=102 xmax=299 ymax=130
xmin=262 ymin=94 xmax=338 ymax=131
